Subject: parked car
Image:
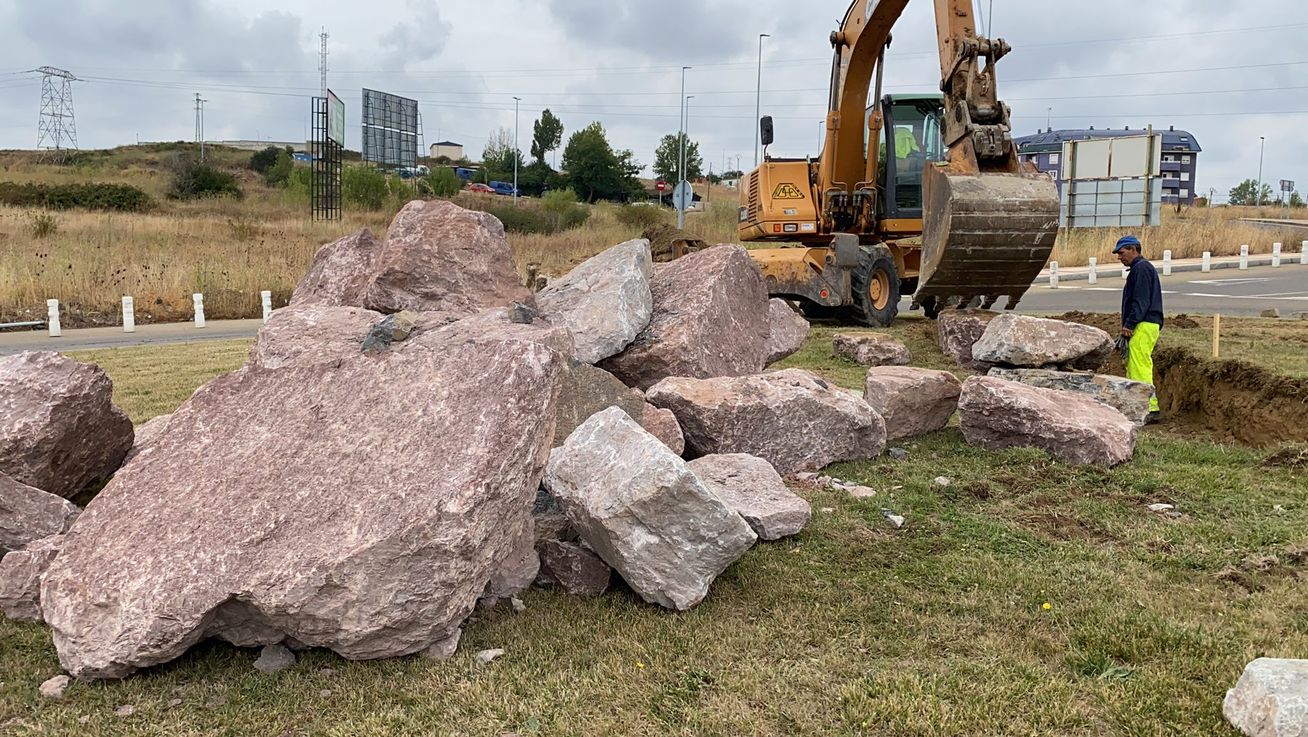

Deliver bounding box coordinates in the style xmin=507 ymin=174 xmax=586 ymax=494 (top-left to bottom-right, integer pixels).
xmin=488 ymin=180 xmax=519 ymax=196
xmin=466 ymin=182 xmax=494 ymax=193
xmin=397 ymin=165 xmax=429 ymax=179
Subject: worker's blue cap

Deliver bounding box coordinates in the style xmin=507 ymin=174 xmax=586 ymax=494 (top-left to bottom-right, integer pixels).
xmin=1113 ymin=235 xmax=1141 ymax=253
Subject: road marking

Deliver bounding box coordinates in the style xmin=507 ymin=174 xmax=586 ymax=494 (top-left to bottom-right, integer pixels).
xmin=1188 ymin=277 xmax=1274 ymax=286
xmin=1247 ymin=290 xmax=1308 ymax=297
xmin=1183 ymin=292 xmax=1308 ymax=301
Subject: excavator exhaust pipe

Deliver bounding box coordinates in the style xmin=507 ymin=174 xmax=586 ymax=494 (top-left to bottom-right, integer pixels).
xmin=915 ymin=164 xmax=1060 ymax=312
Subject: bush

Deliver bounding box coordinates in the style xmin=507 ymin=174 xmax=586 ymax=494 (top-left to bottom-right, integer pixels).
xmin=615 ymin=202 xmax=669 ymax=230
xmin=343 ymin=166 xmax=387 ymax=210
xmin=540 ymin=189 xmax=590 ymax=230
xmin=264 ymin=150 xmax=293 ymax=186
xmin=167 ymin=158 xmax=243 ymax=200
xmin=0 ymin=181 xmax=152 ymax=212
xmin=482 ymin=204 xmax=555 ymax=234
xmin=424 ymin=168 xmax=463 ymax=198
xmin=249 ymin=145 xmax=282 ymax=174
xmin=26 ymin=211 xmax=58 ymax=238
xmin=286 ymin=166 xmax=312 ymax=201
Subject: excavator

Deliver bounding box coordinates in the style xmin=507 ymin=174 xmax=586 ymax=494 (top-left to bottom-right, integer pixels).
xmin=738 ymin=0 xmax=1060 ymax=326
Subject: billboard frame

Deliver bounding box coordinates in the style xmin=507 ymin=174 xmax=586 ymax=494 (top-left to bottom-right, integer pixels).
xmin=361 ymin=88 xmax=420 ymax=170
xmin=311 ymin=94 xmax=342 ymax=222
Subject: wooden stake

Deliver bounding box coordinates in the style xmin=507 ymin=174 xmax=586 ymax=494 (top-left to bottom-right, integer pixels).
xmin=1212 ymin=313 xmax=1221 ymax=358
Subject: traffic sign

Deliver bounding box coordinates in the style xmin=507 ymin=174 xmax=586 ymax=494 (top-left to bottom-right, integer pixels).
xmin=672 ymin=180 xmax=694 ymax=211
xmin=1281 ymin=179 xmax=1295 ymax=192
xmin=656 ymin=180 xmax=668 ymax=192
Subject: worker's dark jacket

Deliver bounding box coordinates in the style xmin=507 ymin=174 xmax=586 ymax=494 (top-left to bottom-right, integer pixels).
xmin=1122 ymin=256 xmax=1164 ymax=329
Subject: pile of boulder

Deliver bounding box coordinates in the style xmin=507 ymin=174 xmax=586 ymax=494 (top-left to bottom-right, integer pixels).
xmin=938 ymin=311 xmax=1143 ymax=466
xmin=0 ymin=199 xmax=845 ymax=682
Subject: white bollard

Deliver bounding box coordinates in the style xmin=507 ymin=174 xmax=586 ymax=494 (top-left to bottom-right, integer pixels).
xmin=46 ymin=299 xmax=61 ymax=338
xmin=1202 ymin=251 xmax=1212 ymax=272
xmin=1087 ymin=257 xmax=1098 ymax=285
xmin=122 ymin=296 xmax=136 ymax=333
xmin=1272 ymin=242 xmax=1281 ymax=268
xmin=1239 ymin=244 xmax=1249 ymax=270
xmin=1048 ymin=261 xmax=1059 ymax=289
xmin=1162 ymin=250 xmax=1172 ymax=276
xmin=260 ymin=290 xmax=273 ymax=322
xmin=1302 ymin=240 xmax=1308 ymax=265
xmin=193 ymin=293 xmax=206 ymax=329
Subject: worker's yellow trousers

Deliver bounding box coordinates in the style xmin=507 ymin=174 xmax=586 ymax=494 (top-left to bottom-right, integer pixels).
xmin=1126 ymin=321 xmax=1161 ymax=413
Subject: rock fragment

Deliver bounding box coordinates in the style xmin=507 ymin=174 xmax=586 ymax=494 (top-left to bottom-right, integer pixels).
xmin=832 ymin=333 xmax=912 ymax=366
xmin=599 ymin=245 xmax=770 ymax=390
xmin=688 ymin=454 xmax=811 ymax=540
xmin=362 ymin=200 xmax=532 ymax=319
xmin=38 ymin=675 xmax=69 ymax=699
xmin=0 ymin=534 xmax=64 ymax=622
xmin=535 ymin=239 xmax=653 ymax=363
xmin=647 ymin=369 xmax=886 ymax=475
xmin=1224 ymin=658 xmax=1308 ymax=737
xmin=987 ymin=368 xmax=1154 ymax=426
xmin=253 ymin=644 xmax=296 ymax=674
xmin=0 ymin=472 xmax=78 ymax=554
xmin=863 ymin=367 xmax=962 ymax=440
xmin=765 ymin=299 xmax=810 ymax=365
xmin=936 ymin=309 xmax=998 ymax=372
xmin=0 ymin=351 xmax=134 ymax=499
xmin=289 ymin=229 xmax=383 ymax=308
xmin=536 ymin=540 xmax=612 ymax=597
xmin=544 ymin=408 xmax=756 ymax=610
xmin=958 ymin=376 xmax=1136 ymax=466
xmin=971 ymin=314 xmax=1113 ymax=369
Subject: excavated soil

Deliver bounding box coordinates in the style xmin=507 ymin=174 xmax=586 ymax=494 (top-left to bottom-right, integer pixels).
xmin=1154 ymin=346 xmax=1308 ymax=447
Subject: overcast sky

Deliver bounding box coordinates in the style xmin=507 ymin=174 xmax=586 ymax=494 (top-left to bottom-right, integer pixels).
xmin=1 ymin=0 xmax=1305 ymax=201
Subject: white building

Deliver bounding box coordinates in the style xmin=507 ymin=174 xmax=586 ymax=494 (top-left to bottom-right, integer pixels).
xmin=429 ymin=141 xmax=464 ymax=160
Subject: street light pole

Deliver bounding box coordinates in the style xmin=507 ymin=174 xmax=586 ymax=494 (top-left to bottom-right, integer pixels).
xmin=1255 ymin=135 xmax=1265 ymax=208
xmin=679 ymin=95 xmax=695 ymax=229
xmin=754 ymin=33 xmax=770 ymax=168
xmin=678 ymin=66 xmax=691 ymax=229
xmin=513 ymin=96 xmax=521 ymax=203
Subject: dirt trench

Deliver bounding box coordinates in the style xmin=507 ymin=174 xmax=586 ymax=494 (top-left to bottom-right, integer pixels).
xmin=1153 ymin=346 xmax=1308 ymax=446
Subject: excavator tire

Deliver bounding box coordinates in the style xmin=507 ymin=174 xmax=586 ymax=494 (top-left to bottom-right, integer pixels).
xmin=851 ymin=246 xmax=900 ymax=327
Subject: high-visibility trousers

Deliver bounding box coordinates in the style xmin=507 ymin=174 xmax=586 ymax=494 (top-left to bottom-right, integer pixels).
xmin=1126 ymin=321 xmax=1161 ymax=413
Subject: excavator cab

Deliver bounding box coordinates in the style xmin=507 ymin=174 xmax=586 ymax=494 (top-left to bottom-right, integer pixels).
xmin=878 ymin=94 xmax=945 ymax=219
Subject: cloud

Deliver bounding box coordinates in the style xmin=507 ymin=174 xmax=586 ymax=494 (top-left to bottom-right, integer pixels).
xmin=378 ymin=1 xmax=452 ymax=68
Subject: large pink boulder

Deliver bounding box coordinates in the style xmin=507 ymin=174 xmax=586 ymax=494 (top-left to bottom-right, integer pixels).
xmin=289 ymin=229 xmax=383 ymax=308
xmin=599 ymin=245 xmax=770 ymax=390
xmin=362 ymin=200 xmax=532 ymax=320
xmin=936 ymin=309 xmax=998 ymax=372
xmin=766 ymin=299 xmax=810 ymax=365
xmin=958 ymin=376 xmax=1136 ymax=466
xmin=248 ymin=305 xmax=383 ymax=369
xmin=0 ymin=471 xmax=78 ymax=554
xmin=0 ymin=351 xmax=133 ymax=499
xmin=41 ymin=333 xmax=562 ymax=679
xmin=647 ymin=369 xmax=886 ymax=475
xmin=863 ymin=367 xmax=962 ymax=440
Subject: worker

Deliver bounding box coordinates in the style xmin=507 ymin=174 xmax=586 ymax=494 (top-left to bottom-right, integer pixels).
xmin=1114 ymin=234 xmax=1163 ymax=423
xmin=894 ymin=126 xmax=922 ymax=159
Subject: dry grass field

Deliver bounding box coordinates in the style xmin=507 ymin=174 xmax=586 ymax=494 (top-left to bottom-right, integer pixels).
xmin=2 ymin=145 xmax=1303 ymax=326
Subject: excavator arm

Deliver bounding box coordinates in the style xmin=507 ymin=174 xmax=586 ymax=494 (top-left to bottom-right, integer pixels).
xmin=817 ymin=0 xmax=1059 ymax=311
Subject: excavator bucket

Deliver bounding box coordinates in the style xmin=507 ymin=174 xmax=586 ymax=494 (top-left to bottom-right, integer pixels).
xmin=915 ymin=165 xmax=1060 ymax=311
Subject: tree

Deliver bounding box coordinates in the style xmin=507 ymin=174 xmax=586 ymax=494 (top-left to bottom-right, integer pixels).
xmin=1291 ymin=191 xmax=1304 ymax=209
xmin=249 ymin=145 xmax=283 ymax=174
xmin=264 ymin=149 xmax=293 ymax=186
xmin=481 ymin=127 xmax=523 ymax=182
xmin=530 ymin=109 xmax=564 ymax=165
xmin=652 ymin=132 xmax=703 ymax=184
xmin=1228 ymin=178 xmax=1274 ymax=206
xmin=561 ymin=122 xmax=643 ymax=203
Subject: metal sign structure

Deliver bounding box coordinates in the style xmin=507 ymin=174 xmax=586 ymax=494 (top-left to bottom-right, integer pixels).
xmin=361 ymin=88 xmax=420 ymax=170
xmin=1281 ymin=179 xmax=1295 ymax=193
xmin=311 ymin=93 xmax=343 ymax=221
xmin=672 ymin=181 xmax=694 ymax=211
xmin=1058 ymin=133 xmax=1162 ymax=228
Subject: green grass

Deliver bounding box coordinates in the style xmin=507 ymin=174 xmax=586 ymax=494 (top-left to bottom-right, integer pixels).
xmin=2 ymin=325 xmax=1306 ymax=735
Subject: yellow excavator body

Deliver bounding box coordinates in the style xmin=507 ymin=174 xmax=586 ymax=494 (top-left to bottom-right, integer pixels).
xmin=737 ymin=0 xmax=1059 ymax=325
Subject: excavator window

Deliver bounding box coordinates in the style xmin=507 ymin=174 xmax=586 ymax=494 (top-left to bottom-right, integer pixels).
xmin=880 ymin=96 xmax=944 ymax=219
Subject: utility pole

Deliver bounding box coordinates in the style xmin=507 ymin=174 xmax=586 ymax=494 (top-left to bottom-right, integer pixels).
xmin=318 ymin=29 xmax=329 ymax=97
xmin=194 ymin=93 xmax=208 ymax=162
xmin=32 ymin=66 xmax=78 ymax=159
xmin=754 ymin=34 xmax=770 ymax=168
xmin=1255 ymin=135 xmax=1265 ymax=208
xmin=513 ymin=96 xmax=521 ymax=203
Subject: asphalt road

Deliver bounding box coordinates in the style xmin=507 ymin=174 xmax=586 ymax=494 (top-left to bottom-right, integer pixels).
xmin=1012 ymin=263 xmax=1308 ymax=316
xmin=2 ymin=264 xmax=1304 ymax=355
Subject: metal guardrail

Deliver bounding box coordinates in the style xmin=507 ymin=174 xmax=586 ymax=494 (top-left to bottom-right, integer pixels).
xmin=0 ymin=320 xmax=46 ymax=331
